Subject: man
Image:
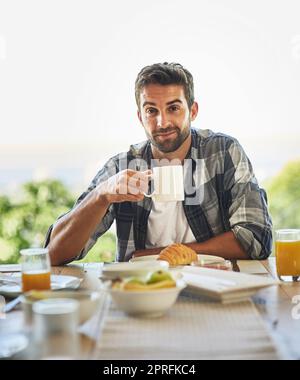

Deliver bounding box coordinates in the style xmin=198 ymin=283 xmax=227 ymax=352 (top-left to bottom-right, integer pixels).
xmin=46 ymin=62 xmax=272 ymax=265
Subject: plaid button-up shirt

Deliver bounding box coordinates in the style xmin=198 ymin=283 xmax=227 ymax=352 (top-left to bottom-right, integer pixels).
xmin=45 ymin=128 xmax=273 ymax=262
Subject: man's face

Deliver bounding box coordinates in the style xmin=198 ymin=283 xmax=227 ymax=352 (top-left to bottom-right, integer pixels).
xmin=138 ymin=84 xmax=198 ymax=153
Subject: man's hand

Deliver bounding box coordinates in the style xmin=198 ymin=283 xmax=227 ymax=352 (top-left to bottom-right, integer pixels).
xmin=132 ymin=247 xmax=164 ymax=257
xmin=49 ymin=169 xmax=152 ymax=265
xmin=97 ymin=169 xmax=152 ymax=205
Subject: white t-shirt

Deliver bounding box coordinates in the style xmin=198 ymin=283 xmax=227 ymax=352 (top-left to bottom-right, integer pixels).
xmin=145 ymin=200 xmax=196 ymax=248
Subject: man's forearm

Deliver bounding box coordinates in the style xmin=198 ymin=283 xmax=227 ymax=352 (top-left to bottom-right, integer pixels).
xmin=186 ymin=231 xmax=248 ymax=259
xmin=133 ymin=231 xmax=248 ymax=259
xmin=48 ymin=189 xmax=110 ymax=266
xmin=48 ymin=169 xmax=151 ymax=265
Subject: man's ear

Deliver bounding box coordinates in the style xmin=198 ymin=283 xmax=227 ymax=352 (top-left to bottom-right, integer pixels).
xmin=190 ymin=102 xmax=199 ymax=121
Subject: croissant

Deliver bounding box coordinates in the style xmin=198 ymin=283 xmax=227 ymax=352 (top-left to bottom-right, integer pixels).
xmin=157 ymin=243 xmax=198 ymax=266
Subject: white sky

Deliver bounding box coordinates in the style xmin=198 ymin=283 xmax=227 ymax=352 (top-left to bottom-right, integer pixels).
xmin=0 ymin=0 xmax=299 ymax=188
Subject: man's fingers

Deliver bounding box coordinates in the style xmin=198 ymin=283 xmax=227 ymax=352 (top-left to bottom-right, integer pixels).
xmin=141 ymin=170 xmax=153 ymax=179
xmin=118 ymin=194 xmax=144 ymax=202
xmin=128 ymin=171 xmax=151 ymax=192
xmin=125 ymin=169 xmax=152 ymax=179
xmin=110 ymin=169 xmax=153 ymax=196
xmin=127 ymin=183 xmax=149 ymax=195
xmin=128 ymin=179 xmax=148 ymax=192
xmin=135 ymin=170 xmax=153 ymax=182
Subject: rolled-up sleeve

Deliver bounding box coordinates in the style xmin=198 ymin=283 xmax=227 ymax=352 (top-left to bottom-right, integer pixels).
xmin=224 ymin=139 xmax=273 ymax=260
xmin=44 ymin=158 xmax=117 ymax=261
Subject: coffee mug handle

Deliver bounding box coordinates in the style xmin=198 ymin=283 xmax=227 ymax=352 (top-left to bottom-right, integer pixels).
xmin=143 ymin=171 xmax=155 ymax=197
xmin=143 ymin=190 xmax=156 ymax=198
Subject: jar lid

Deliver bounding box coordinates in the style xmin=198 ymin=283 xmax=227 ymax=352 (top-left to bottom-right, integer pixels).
xmin=32 ymin=298 xmax=79 ymax=315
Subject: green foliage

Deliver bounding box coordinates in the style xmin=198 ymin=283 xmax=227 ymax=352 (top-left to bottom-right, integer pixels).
xmin=0 ymin=180 xmax=116 ymax=264
xmin=265 ymin=160 xmax=300 ymax=230
xmin=0 ymin=180 xmax=74 ymax=264
xmin=74 ymin=232 xmax=116 ymax=263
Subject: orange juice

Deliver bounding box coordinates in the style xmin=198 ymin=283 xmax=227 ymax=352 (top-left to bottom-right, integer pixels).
xmin=275 ymin=240 xmax=300 ymax=276
xmin=22 ymin=270 xmax=51 ymax=292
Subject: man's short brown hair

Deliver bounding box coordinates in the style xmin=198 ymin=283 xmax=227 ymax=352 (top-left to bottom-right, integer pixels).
xmin=135 ymin=62 xmax=195 ymax=110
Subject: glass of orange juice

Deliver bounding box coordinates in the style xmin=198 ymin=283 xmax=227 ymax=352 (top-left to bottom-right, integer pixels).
xmin=275 ymin=229 xmax=300 ymax=282
xmin=20 ymin=248 xmax=51 ymax=292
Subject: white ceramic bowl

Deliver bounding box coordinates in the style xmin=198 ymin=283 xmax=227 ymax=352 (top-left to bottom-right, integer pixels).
xmin=109 ymin=279 xmax=186 ymax=317
xmin=101 ymin=261 xmax=169 ymax=280
xmin=21 ymin=290 xmax=102 ymax=324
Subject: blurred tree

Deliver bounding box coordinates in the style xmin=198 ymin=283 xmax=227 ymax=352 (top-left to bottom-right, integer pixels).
xmin=75 ymin=232 xmax=116 ymax=264
xmin=0 ymin=180 xmax=74 ymax=264
xmin=265 ymin=160 xmax=300 ymax=229
xmin=0 ymin=180 xmax=116 ymax=264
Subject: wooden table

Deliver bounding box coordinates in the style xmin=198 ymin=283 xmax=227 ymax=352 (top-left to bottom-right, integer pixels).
xmin=0 ymin=264 xmax=103 ymax=360
xmin=1 ymin=258 xmax=300 ymax=360
xmin=251 ymin=259 xmax=300 ymax=359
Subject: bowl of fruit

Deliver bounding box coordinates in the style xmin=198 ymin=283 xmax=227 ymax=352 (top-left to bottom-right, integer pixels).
xmin=109 ymin=270 xmax=186 ymax=317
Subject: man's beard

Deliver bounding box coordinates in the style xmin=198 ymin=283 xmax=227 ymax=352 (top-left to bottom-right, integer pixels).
xmin=146 ymin=124 xmax=191 ymax=153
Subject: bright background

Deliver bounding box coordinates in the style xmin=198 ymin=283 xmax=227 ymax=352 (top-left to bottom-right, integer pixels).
xmin=0 ymin=0 xmax=300 ymax=263
xmin=1 ymin=0 xmax=300 ymax=196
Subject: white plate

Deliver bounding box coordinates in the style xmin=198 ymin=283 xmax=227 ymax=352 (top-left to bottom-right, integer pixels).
xmin=0 ymin=273 xmax=82 ymax=297
xmin=0 ymin=264 xmax=21 ymax=272
xmin=180 ymin=266 xmax=279 ymax=303
xmin=130 ymin=254 xmax=225 ymax=266
xmin=101 ymin=261 xmax=169 ymax=280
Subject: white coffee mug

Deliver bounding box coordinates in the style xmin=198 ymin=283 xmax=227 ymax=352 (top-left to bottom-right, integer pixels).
xmin=144 ymin=165 xmax=184 ymax=202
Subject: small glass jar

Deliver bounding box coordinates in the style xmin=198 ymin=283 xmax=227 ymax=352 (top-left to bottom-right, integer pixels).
xmin=20 ymin=248 xmax=51 ymax=292
xmin=33 ymin=298 xmax=80 ymax=360
xmin=275 ymin=229 xmax=300 ymax=282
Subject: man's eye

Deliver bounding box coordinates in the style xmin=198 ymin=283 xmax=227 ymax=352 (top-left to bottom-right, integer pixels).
xmin=169 ymin=105 xmax=180 ymax=112
xmin=146 ymin=108 xmax=157 ymax=114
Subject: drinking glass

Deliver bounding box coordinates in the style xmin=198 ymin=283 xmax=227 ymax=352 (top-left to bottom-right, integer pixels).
xmin=275 ymin=229 xmax=300 ymax=282
xmin=33 ymin=298 xmax=80 ymax=360
xmin=20 ymin=248 xmax=51 ymax=292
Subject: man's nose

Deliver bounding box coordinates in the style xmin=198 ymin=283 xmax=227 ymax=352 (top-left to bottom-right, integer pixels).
xmin=156 ymin=112 xmax=170 ymax=128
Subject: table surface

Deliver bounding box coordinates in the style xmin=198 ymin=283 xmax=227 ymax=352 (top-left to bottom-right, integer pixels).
xmin=1 ymin=258 xmax=300 ymax=360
